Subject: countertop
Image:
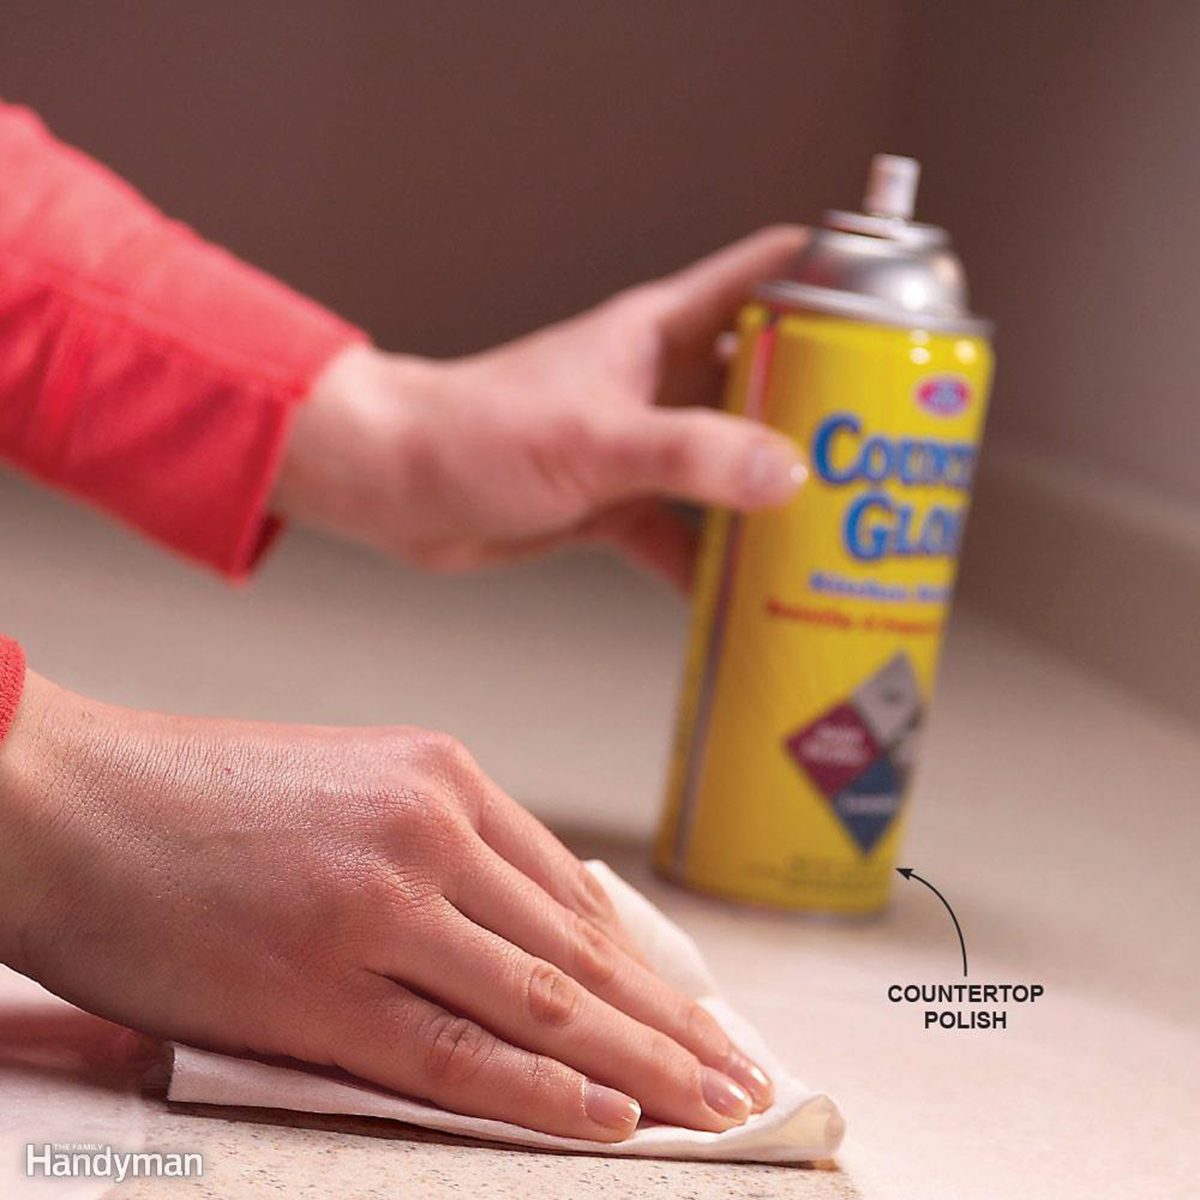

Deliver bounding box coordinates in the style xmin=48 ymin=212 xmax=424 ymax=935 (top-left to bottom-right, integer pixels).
xmin=2 ymin=474 xmax=1197 ymax=1199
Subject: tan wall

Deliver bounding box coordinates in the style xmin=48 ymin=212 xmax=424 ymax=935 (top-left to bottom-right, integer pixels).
xmin=900 ymin=1 xmax=1200 ymax=506
xmin=0 ymin=1 xmax=903 ymax=355
xmin=893 ymin=2 xmax=1200 ymax=718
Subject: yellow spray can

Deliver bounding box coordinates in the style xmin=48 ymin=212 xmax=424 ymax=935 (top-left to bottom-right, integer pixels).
xmin=656 ymin=155 xmax=994 ymax=914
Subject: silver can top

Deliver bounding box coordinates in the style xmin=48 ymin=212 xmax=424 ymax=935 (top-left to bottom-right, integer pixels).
xmin=757 ymin=154 xmax=992 ymax=336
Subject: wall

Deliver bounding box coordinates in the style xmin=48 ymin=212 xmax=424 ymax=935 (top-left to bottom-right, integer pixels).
xmin=897 ymin=2 xmax=1200 ymax=721
xmin=901 ymin=0 xmax=1200 ymax=507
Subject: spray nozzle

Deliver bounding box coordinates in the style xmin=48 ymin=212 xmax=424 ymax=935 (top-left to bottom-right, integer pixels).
xmin=863 ymin=154 xmax=920 ymax=221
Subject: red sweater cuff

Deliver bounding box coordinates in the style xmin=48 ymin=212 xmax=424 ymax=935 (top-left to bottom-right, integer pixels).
xmin=0 ymin=103 xmax=368 ymax=579
xmin=0 ymin=637 xmax=27 ymax=745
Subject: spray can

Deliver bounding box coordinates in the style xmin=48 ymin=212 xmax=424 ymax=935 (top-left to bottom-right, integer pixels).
xmin=656 ymin=155 xmax=993 ymax=914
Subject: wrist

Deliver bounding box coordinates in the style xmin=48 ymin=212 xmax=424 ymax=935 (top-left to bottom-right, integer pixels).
xmin=272 ymin=343 xmax=444 ymax=553
xmin=0 ymin=673 xmax=117 ymax=976
xmin=0 ymin=669 xmax=64 ymax=970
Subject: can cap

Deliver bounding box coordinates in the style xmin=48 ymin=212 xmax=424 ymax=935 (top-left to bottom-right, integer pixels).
xmin=863 ymin=154 xmax=920 ymax=221
xmin=756 ymin=153 xmax=992 ymax=336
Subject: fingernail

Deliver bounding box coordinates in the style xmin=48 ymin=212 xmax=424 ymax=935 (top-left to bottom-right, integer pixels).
xmin=714 ymin=330 xmax=740 ymax=363
xmin=744 ymin=440 xmax=807 ymax=506
xmin=725 ymin=1049 xmax=774 ymax=1112
xmin=701 ymin=1067 xmax=752 ymax=1123
xmin=585 ymin=1081 xmax=641 ymax=1134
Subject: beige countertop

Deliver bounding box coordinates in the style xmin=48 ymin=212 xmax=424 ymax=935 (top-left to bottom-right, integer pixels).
xmin=2 ymin=473 xmax=1197 ymax=1199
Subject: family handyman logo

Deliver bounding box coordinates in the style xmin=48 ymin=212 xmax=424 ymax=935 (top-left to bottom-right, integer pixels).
xmin=25 ymin=1142 xmax=203 ymax=1182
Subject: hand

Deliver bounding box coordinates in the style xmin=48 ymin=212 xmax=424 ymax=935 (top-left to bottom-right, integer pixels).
xmin=0 ymin=674 xmax=772 ymax=1140
xmin=274 ymin=227 xmax=807 ymax=591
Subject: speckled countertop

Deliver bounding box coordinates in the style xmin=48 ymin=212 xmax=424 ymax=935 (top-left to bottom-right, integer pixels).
xmin=2 ymin=474 xmax=1197 ymax=1199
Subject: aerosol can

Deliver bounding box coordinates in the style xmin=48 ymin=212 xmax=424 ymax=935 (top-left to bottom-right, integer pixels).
xmin=656 ymin=155 xmax=994 ymax=913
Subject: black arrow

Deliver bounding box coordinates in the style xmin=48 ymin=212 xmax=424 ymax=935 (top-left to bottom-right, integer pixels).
xmin=897 ymin=867 xmax=968 ymax=977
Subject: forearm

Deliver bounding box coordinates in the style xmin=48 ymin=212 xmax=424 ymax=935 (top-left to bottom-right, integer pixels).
xmin=0 ymin=103 xmax=366 ymax=578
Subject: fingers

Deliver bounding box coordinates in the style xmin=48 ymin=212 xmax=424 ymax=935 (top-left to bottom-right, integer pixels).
xmin=384 ymin=901 xmax=754 ymax=1132
xmin=336 ymin=973 xmax=641 ymax=1142
xmin=473 ymin=787 xmax=647 ymax=963
xmin=415 ymin=761 xmax=770 ymax=1122
xmin=578 ymin=499 xmax=698 ymax=594
xmin=453 ymin=843 xmax=774 ymax=1111
xmin=651 ymin=225 xmax=805 ymax=349
xmin=595 ymin=408 xmax=807 ymax=511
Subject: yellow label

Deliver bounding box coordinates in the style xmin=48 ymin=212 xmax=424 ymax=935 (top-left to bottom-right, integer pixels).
xmin=657 ymin=305 xmax=993 ymax=912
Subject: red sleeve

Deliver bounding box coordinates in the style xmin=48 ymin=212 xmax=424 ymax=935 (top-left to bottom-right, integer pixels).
xmin=0 ymin=637 xmax=26 ymax=746
xmin=0 ymin=103 xmax=367 ymax=579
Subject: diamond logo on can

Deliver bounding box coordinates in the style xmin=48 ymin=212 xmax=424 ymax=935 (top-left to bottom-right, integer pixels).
xmin=784 ymin=704 xmax=881 ymax=799
xmin=915 ymin=374 xmax=970 ymax=416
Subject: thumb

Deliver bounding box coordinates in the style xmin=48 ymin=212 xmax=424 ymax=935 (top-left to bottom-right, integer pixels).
xmin=597 ymin=408 xmax=807 ymax=510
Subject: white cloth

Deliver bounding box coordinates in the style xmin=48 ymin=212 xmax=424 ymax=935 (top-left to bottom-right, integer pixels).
xmin=168 ymin=862 xmax=845 ymax=1163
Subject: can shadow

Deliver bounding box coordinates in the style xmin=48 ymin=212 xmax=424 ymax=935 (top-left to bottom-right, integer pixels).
xmin=543 ymin=813 xmax=1033 ymax=962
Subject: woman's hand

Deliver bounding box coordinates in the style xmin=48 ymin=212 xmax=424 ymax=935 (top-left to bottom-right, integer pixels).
xmin=0 ymin=673 xmax=771 ymax=1140
xmin=274 ymin=227 xmax=807 ymax=592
